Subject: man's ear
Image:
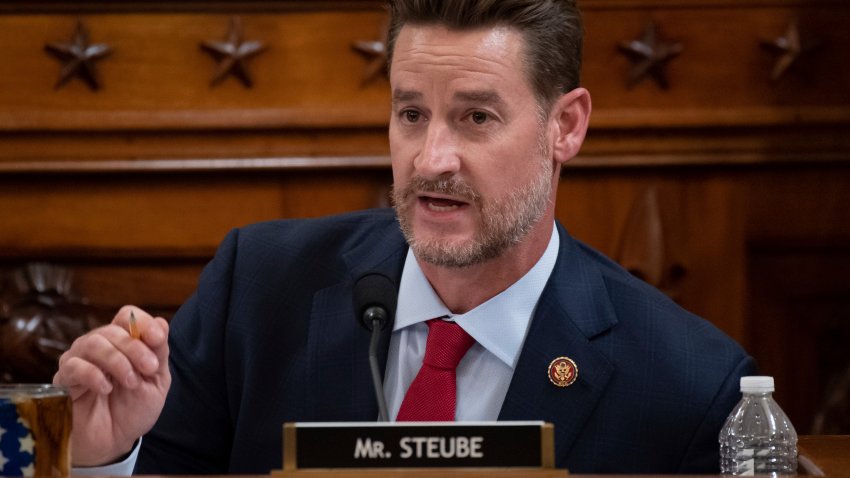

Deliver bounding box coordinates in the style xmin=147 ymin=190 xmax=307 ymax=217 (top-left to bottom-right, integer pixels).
xmin=551 ymin=87 xmax=591 ymax=166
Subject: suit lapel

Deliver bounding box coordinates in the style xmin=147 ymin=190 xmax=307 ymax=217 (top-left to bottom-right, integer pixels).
xmin=302 ymin=222 xmax=407 ymax=421
xmin=499 ymin=223 xmax=617 ymax=466
xmin=300 ymin=216 xmax=618 ymax=443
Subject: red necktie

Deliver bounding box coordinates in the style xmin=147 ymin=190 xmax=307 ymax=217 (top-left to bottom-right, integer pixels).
xmin=396 ymin=318 xmax=475 ymax=421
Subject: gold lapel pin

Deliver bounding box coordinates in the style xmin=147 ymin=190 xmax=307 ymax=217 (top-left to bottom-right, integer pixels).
xmin=548 ymin=356 xmax=578 ymax=387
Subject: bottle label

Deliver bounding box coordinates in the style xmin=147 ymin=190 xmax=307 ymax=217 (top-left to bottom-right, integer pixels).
xmin=737 ymin=448 xmax=755 ymax=476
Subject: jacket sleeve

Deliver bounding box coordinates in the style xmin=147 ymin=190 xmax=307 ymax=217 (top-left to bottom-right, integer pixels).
xmin=135 ymin=228 xmax=241 ymax=474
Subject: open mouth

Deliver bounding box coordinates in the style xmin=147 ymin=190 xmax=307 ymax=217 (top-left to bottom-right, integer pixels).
xmin=419 ymin=195 xmax=469 ymax=212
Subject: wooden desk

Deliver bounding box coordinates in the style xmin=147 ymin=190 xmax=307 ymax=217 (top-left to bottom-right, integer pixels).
xmin=18 ymin=435 xmax=840 ymax=478
xmin=799 ymin=435 xmax=850 ymax=477
xmin=270 ymin=435 xmax=850 ymax=477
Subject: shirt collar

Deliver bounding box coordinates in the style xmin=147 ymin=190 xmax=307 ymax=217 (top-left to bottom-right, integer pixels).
xmin=394 ymin=222 xmax=560 ymax=368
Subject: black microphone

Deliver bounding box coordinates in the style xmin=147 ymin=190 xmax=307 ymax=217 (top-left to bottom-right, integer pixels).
xmin=352 ymin=272 xmax=397 ymax=422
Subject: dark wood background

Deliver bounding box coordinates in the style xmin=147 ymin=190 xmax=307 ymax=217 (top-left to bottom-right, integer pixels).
xmin=1 ymin=0 xmax=848 ymax=434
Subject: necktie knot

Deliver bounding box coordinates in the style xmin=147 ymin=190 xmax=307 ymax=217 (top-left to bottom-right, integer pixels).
xmin=422 ymin=319 xmax=475 ymax=370
xmin=396 ymin=318 xmax=475 ymax=421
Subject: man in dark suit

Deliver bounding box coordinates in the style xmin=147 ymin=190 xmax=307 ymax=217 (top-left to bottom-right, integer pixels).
xmin=54 ymin=0 xmax=756 ymax=474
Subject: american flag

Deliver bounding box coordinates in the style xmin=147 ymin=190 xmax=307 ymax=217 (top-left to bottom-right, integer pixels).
xmin=0 ymin=399 xmax=36 ymax=477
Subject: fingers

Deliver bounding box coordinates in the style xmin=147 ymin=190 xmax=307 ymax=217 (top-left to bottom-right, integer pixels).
xmin=114 ymin=306 xmax=164 ymax=344
xmin=54 ymin=357 xmax=113 ymax=397
xmin=113 ymin=306 xmax=169 ymax=375
xmin=58 ymin=326 xmax=141 ymax=390
xmin=150 ymin=317 xmax=170 ymax=375
xmin=55 ymin=306 xmax=170 ymax=397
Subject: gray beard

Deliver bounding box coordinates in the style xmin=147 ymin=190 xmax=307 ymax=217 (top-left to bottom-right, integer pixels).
xmin=391 ymin=160 xmax=552 ymax=268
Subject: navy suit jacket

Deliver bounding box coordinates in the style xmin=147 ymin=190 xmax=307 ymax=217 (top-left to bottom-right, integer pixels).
xmin=135 ymin=208 xmax=756 ymax=474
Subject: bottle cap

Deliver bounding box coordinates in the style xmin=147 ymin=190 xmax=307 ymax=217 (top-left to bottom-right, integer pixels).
xmin=740 ymin=376 xmax=774 ymax=393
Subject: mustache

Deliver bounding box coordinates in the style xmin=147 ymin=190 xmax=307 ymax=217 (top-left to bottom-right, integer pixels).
xmin=397 ymin=175 xmax=481 ymax=203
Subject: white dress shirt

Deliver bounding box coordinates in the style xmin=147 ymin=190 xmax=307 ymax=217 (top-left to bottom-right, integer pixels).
xmin=384 ymin=223 xmax=559 ymax=421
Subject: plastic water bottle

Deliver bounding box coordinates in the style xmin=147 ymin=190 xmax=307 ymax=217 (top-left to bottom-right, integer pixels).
xmin=719 ymin=376 xmax=797 ymax=476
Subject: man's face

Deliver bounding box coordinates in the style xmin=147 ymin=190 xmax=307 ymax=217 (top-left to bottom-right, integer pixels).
xmin=389 ymin=24 xmax=555 ymax=268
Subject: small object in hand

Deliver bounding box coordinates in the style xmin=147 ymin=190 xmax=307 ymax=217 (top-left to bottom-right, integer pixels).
xmin=129 ymin=310 xmax=140 ymax=339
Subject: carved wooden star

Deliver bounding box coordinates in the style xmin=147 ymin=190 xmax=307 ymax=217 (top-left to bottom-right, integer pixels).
xmin=351 ymin=17 xmax=389 ymax=85
xmin=761 ymin=19 xmax=820 ymax=82
xmin=200 ymin=17 xmax=267 ymax=88
xmin=44 ymin=20 xmax=112 ymax=91
xmin=617 ymin=21 xmax=683 ymax=90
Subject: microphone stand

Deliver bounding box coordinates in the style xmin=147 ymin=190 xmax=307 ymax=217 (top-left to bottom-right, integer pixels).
xmin=365 ymin=306 xmax=390 ymax=422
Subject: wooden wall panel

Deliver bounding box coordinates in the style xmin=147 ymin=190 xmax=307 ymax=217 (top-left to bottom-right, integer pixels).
xmin=0 ymin=171 xmax=392 ymax=258
xmin=749 ymin=250 xmax=850 ymax=431
xmin=745 ymin=166 xmax=850 ymax=246
xmin=557 ymin=168 xmax=749 ymax=342
xmin=583 ymin=3 xmax=850 ymax=124
xmin=2 ymin=2 xmax=848 ymax=132
xmin=0 ymin=262 xmax=205 ymax=315
xmin=0 ymin=130 xmax=390 ymax=164
xmin=0 ymin=11 xmax=391 ymax=130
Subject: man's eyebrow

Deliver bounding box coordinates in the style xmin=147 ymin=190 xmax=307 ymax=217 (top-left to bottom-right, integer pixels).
xmin=392 ymin=89 xmax=422 ymax=105
xmin=454 ymin=90 xmax=506 ymax=107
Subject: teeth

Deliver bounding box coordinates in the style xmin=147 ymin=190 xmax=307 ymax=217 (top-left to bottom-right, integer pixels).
xmin=427 ymin=201 xmax=460 ymax=212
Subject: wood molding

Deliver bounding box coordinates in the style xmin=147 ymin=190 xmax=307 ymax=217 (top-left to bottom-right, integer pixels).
xmin=589 ymin=107 xmax=850 ymax=130
xmin=568 ymin=151 xmax=850 ymax=168
xmin=0 ymin=108 xmax=389 ymax=132
xmin=4 ymin=0 xmax=847 ymax=14
xmin=3 ymin=150 xmax=850 ymax=175
xmin=2 ymin=106 xmax=849 ymax=132
xmin=580 ymin=0 xmax=848 ymax=10
xmin=0 ymin=262 xmax=106 ymax=383
xmin=0 ymin=156 xmax=391 ymax=174
xmin=0 ymin=1 xmax=384 ymax=14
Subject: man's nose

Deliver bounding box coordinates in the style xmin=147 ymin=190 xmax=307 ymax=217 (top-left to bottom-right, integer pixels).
xmin=414 ymin=123 xmax=461 ymax=179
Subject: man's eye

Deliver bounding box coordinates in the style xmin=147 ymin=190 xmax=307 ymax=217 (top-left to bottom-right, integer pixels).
xmin=470 ymin=111 xmax=489 ymax=124
xmin=403 ymin=110 xmax=421 ymax=123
